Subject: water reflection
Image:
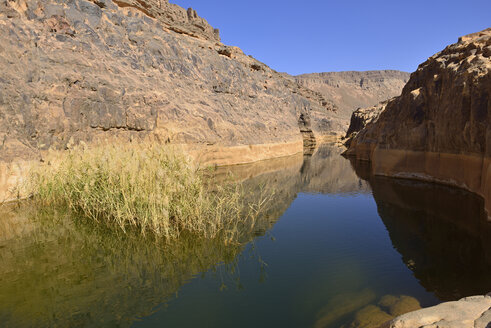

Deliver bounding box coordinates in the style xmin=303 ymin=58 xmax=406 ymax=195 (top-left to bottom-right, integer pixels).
xmin=0 ymin=205 xmax=263 ymax=327
xmin=0 ymin=144 xmax=370 ymax=327
xmin=1 ymin=145 xmax=490 ymax=328
xmin=216 ymin=144 xmax=370 ymax=205
xmin=348 ymin=158 xmax=491 ymax=301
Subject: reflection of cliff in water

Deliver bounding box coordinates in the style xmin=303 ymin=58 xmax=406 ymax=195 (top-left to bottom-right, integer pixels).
xmin=0 ymin=145 xmax=365 ymax=327
xmin=216 ymin=144 xmax=370 ymax=223
xmin=349 ymin=159 xmax=491 ymax=301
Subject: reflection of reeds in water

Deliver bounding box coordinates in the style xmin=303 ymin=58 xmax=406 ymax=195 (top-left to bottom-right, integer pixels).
xmin=0 ymin=203 xmax=270 ymax=327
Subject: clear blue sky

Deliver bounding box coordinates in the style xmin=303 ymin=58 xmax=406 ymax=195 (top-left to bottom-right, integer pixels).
xmin=173 ymin=0 xmax=490 ymax=75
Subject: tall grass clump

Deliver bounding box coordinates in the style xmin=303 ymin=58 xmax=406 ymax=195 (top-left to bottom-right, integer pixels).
xmin=28 ymin=143 xmax=269 ymax=242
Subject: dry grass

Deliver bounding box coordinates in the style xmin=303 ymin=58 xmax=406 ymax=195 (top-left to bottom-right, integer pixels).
xmin=27 ymin=143 xmax=270 ymax=242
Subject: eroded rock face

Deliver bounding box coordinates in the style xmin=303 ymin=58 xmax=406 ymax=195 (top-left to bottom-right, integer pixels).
xmin=345 ymin=28 xmax=491 ymax=218
xmin=111 ymin=0 xmax=220 ymax=41
xmin=344 ymin=100 xmax=390 ymax=146
xmin=296 ymin=70 xmax=409 ymax=119
xmin=0 ymin=0 xmax=341 ymax=200
xmin=0 ymin=0 xmax=338 ymax=160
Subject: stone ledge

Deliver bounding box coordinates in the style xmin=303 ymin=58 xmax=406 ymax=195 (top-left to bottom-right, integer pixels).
xmin=381 ymin=293 xmax=491 ymax=328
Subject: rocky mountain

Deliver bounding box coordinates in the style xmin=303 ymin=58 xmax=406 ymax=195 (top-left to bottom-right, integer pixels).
xmin=345 ymin=28 xmax=491 ymax=219
xmin=0 ymin=0 xmax=345 ymax=201
xmin=296 ymin=70 xmax=410 ymax=119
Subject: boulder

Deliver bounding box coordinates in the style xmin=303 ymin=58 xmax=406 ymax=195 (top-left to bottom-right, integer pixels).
xmin=382 ymin=294 xmax=491 ymax=328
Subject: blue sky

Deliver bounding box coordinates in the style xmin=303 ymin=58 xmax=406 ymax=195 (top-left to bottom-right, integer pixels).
xmin=173 ymin=0 xmax=490 ymax=75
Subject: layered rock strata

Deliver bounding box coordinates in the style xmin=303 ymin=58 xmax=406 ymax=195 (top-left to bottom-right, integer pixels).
xmin=110 ymin=0 xmax=221 ymax=41
xmin=344 ymin=99 xmax=390 ymax=146
xmin=0 ymin=0 xmax=338 ymax=201
xmin=296 ymin=70 xmax=410 ymax=119
xmin=345 ymin=28 xmax=491 ymax=219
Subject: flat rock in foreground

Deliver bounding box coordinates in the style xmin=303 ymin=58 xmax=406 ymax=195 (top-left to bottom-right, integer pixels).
xmin=382 ymin=294 xmax=491 ymax=328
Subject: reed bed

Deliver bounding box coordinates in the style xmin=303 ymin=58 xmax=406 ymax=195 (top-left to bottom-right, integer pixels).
xmin=28 ymin=143 xmax=269 ymax=242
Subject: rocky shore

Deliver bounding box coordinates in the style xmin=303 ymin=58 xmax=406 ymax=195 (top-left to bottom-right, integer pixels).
xmin=382 ymin=294 xmax=491 ymax=328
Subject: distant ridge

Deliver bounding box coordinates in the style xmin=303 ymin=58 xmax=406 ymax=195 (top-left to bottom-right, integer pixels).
xmin=295 ymin=70 xmax=410 ymax=118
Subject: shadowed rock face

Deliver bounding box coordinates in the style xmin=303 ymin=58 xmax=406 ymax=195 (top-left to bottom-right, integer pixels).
xmin=345 ymin=28 xmax=491 ymax=218
xmin=296 ymin=70 xmax=410 ymax=119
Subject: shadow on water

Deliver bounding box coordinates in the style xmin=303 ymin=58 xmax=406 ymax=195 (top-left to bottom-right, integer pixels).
xmin=348 ymin=158 xmax=491 ymax=301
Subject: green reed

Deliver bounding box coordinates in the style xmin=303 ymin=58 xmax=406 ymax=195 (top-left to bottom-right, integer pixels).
xmin=27 ymin=143 xmax=269 ymax=242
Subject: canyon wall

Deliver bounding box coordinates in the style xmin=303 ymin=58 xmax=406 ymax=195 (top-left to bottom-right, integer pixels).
xmin=0 ymin=0 xmax=341 ymax=201
xmin=296 ymin=70 xmax=409 ymax=119
xmin=345 ymin=28 xmax=491 ymax=218
xmin=344 ymin=99 xmax=390 ymax=146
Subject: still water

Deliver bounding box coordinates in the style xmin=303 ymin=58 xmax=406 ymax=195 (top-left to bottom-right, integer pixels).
xmin=0 ymin=144 xmax=490 ymax=327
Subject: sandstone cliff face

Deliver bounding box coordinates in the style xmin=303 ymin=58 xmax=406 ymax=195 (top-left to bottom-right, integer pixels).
xmin=111 ymin=0 xmax=220 ymax=42
xmin=345 ymin=28 xmax=491 ymax=218
xmin=296 ymin=70 xmax=409 ymax=119
xmin=0 ymin=0 xmax=337 ymax=161
xmin=0 ymin=0 xmax=341 ymax=200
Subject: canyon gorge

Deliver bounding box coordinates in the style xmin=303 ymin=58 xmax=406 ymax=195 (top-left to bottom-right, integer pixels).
xmin=0 ymin=0 xmax=490 ymax=327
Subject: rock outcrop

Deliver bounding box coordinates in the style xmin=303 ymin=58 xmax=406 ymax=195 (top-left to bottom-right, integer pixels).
xmin=296 ymin=70 xmax=410 ymax=119
xmin=0 ymin=0 xmax=340 ymax=201
xmin=382 ymin=294 xmax=491 ymax=328
xmin=345 ymin=28 xmax=491 ymax=219
xmin=344 ymin=100 xmax=390 ymax=146
xmin=104 ymin=0 xmax=220 ymax=41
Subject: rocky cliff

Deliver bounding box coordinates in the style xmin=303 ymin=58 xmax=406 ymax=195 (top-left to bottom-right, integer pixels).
xmin=344 ymin=100 xmax=390 ymax=146
xmin=0 ymin=0 xmax=340 ymax=201
xmin=345 ymin=28 xmax=491 ymax=219
xmin=296 ymin=70 xmax=410 ymax=119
